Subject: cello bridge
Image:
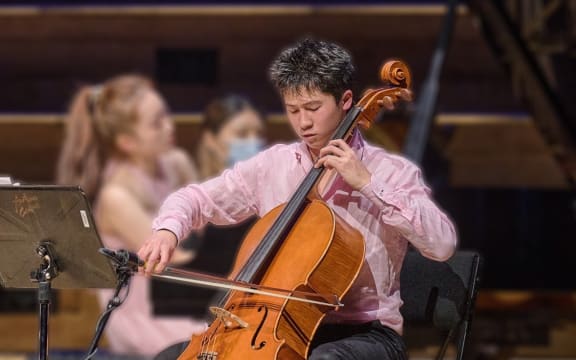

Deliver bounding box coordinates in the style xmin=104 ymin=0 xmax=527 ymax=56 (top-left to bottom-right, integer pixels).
xmin=209 ymin=306 xmax=249 ymax=329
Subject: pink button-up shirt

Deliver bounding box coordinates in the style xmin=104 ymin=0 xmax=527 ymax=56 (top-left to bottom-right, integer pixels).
xmin=153 ymin=132 xmax=457 ymax=334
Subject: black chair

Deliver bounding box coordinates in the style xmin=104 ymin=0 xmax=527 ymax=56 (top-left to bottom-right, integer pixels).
xmin=400 ymin=250 xmax=482 ymax=360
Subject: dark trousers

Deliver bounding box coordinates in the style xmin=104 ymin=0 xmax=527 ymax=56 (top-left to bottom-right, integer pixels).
xmin=308 ymin=321 xmax=408 ymax=360
xmin=154 ymin=321 xmax=407 ymax=360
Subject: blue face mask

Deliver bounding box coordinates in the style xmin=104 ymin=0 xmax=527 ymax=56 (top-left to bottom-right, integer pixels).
xmin=227 ymin=138 xmax=264 ymax=166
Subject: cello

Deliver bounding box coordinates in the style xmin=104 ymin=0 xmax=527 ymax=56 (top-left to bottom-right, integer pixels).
xmin=172 ymin=60 xmax=412 ymax=360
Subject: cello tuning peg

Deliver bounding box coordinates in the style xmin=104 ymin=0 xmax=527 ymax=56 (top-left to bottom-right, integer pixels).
xmin=377 ymin=97 xmax=395 ymax=110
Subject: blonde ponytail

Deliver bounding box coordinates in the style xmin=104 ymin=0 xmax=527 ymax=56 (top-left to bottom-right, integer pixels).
xmin=56 ymin=75 xmax=152 ymax=201
xmin=56 ymin=86 xmax=104 ymax=200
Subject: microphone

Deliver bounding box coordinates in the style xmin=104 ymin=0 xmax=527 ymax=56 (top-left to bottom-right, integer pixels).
xmin=99 ymin=248 xmax=144 ymax=269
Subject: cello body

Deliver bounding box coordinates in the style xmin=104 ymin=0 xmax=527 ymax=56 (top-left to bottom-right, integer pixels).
xmin=178 ymin=200 xmax=365 ymax=360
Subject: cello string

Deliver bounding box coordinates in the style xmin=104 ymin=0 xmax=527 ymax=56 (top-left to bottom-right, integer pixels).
xmin=207 ymin=318 xmax=222 ymax=357
xmin=199 ymin=330 xmax=208 ymax=357
xmin=200 ymin=321 xmax=217 ymax=358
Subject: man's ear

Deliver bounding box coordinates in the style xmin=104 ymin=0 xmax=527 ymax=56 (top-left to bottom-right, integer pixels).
xmin=340 ymin=90 xmax=353 ymax=111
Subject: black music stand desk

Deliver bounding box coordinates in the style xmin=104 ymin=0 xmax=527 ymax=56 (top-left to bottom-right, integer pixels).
xmin=0 ymin=185 xmax=116 ymax=360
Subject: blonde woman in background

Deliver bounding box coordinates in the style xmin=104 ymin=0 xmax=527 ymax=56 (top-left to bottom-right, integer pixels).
xmin=56 ymin=74 xmax=206 ymax=357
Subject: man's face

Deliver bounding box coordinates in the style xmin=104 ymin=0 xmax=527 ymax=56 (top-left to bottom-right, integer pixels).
xmin=283 ymin=88 xmax=353 ymax=155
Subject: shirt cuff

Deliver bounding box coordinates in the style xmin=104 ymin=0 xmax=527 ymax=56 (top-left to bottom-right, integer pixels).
xmin=152 ymin=217 xmax=185 ymax=243
xmin=359 ymin=176 xmax=400 ymax=210
xmin=359 ymin=175 xmax=416 ymax=223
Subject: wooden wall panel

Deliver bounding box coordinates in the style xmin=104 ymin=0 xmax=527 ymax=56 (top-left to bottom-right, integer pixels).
xmin=0 ymin=7 xmax=522 ymax=113
xmin=0 ymin=114 xmax=298 ymax=183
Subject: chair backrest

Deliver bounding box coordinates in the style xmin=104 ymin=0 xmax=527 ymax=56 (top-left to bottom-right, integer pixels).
xmin=400 ymin=250 xmax=482 ymax=359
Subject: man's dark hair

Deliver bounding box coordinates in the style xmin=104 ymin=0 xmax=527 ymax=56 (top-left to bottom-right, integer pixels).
xmin=268 ymin=38 xmax=356 ymax=102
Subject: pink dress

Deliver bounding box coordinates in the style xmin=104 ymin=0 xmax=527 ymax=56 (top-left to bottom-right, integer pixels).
xmin=95 ymin=159 xmax=206 ymax=356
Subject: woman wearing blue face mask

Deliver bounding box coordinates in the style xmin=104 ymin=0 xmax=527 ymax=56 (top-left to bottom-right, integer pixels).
xmin=196 ymin=95 xmax=266 ymax=179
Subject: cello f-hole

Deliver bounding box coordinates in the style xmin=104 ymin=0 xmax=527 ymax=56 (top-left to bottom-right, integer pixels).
xmin=250 ymin=305 xmax=268 ymax=350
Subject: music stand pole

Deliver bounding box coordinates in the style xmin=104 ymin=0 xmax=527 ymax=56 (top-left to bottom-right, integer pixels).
xmin=30 ymin=241 xmax=60 ymax=360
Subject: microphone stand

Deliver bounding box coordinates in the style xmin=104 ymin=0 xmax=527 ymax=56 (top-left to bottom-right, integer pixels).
xmin=84 ymin=251 xmax=137 ymax=360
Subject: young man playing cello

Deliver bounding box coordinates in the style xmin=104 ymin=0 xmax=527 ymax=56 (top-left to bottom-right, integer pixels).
xmin=138 ymin=38 xmax=457 ymax=360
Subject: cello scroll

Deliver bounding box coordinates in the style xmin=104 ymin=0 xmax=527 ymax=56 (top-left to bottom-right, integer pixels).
xmin=356 ymin=59 xmax=413 ymax=130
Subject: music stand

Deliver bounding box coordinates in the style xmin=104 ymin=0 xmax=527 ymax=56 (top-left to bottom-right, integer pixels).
xmin=0 ymin=185 xmax=117 ymax=360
